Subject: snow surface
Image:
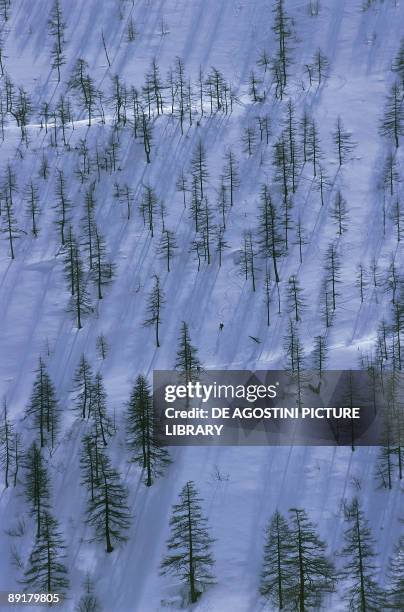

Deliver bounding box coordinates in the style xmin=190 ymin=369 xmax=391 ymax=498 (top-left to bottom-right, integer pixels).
xmin=0 ymin=0 xmax=403 ymax=610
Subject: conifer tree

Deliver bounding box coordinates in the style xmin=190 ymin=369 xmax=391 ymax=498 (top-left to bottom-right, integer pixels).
xmin=216 ymin=177 xmax=229 ymax=229
xmin=85 ymin=450 xmax=131 ymax=553
xmin=92 ymin=225 xmax=114 ymax=300
xmin=215 ymin=225 xmax=229 ymax=268
xmin=90 ymin=372 xmax=111 ymax=447
xmin=175 ymin=322 xmax=202 ymax=384
xmin=56 ymin=94 xmax=72 ymax=146
xmin=242 ymin=125 xmax=257 ymax=156
xmin=54 ymin=170 xmax=71 ymax=246
xmin=331 ymin=190 xmax=349 ymax=235
xmin=376 ymin=408 xmax=395 ymax=489
xmin=284 ymin=321 xmax=305 ymax=407
xmin=222 ymin=148 xmax=240 ymax=208
xmin=205 ymin=67 xmax=226 ymax=112
xmin=72 ymin=355 xmax=94 ymax=419
xmin=315 ymin=165 xmax=331 ymax=207
xmin=300 ymin=111 xmax=311 ymax=164
xmin=356 ymin=263 xmax=368 ymax=303
xmin=0 ymin=398 xmax=13 ymax=488
xmin=273 ymin=134 xmax=292 ymax=247
xmin=380 ymin=82 xmax=404 ymax=148
xmin=39 ymin=100 xmax=50 ymax=134
xmin=196 ymin=66 xmax=204 ymax=115
xmin=260 ymin=510 xmax=293 ymax=609
xmin=23 ymin=511 xmax=69 ymax=595
xmin=26 ymin=358 xmax=59 ymax=449
xmin=324 ymin=242 xmax=341 ymax=311
xmin=160 ymin=481 xmax=215 ymax=604
xmin=129 ymin=87 xmax=141 ymax=138
xmin=174 ymin=56 xmax=186 ymax=132
xmin=249 ymin=70 xmax=262 ymax=102
xmin=198 ymin=197 xmax=214 ymax=266
xmin=149 ymin=57 xmax=165 ymax=114
xmin=25 ymin=180 xmax=40 ymax=237
xmin=176 ymin=170 xmax=189 ymax=208
xmin=294 ymin=219 xmax=308 ymax=264
xmin=392 ymin=39 xmax=404 ymax=85
xmin=239 ymin=231 xmax=257 ymax=291
xmin=69 ymin=59 xmax=97 ymax=126
xmin=333 ymin=117 xmax=356 ymax=166
xmin=390 ymin=198 xmax=403 ymax=242
xmin=1 ymin=191 xmax=20 ymax=259
xmin=157 ymin=229 xmax=178 ymax=272
xmin=189 ymin=174 xmax=203 ymax=233
xmin=387 ymin=536 xmax=404 ymax=608
xmin=307 ymin=119 xmax=322 ymax=177
xmin=82 ymin=73 xmax=96 ymax=127
xmin=384 ymin=256 xmax=399 ymax=305
xmin=140 ymin=185 xmax=158 ymax=238
xmin=96 ymin=334 xmax=108 ymax=360
xmin=390 ymin=300 xmax=403 ymax=371
xmin=284 ymin=100 xmax=300 ymax=192
xmin=141 ymin=113 xmax=153 ymax=163
xmin=63 ymin=225 xmax=76 ymax=297
xmin=320 ymin=279 xmax=334 ymax=328
xmin=272 ymin=0 xmax=293 ymax=96
xmin=114 ymin=182 xmax=134 ymax=220
xmin=48 ymin=0 xmax=66 ymax=82
xmin=288 ymin=508 xmax=336 ymax=611
xmin=80 ymin=431 xmax=99 ymax=503
xmin=257 ymin=184 xmax=284 ymax=283
xmin=12 ymin=86 xmax=32 ymax=143
xmin=76 ymin=139 xmax=91 ymax=182
xmin=126 ymin=17 xmax=137 ymax=43
xmin=271 ymin=57 xmax=284 ymax=100
xmin=39 ymin=153 xmax=49 ymax=180
xmin=191 ymin=140 xmax=209 ymax=200
xmin=111 ymin=74 xmax=127 ymax=126
xmin=126 ymin=374 xmax=170 ymax=486
xmin=13 ymin=431 xmax=21 ymax=487
xmin=159 ymin=202 xmax=167 ymax=233
xmin=340 ymin=498 xmax=385 ymax=610
xmin=313 ymin=48 xmax=329 ymax=84
xmin=143 ymin=275 xmax=165 ymax=348
xmin=257 ymin=48 xmax=270 ymax=73
xmin=24 ymin=442 xmax=51 ymax=538
xmin=382 ymin=153 xmax=400 ymax=197
xmin=286 ymin=275 xmax=305 ymax=322
xmin=313 ymin=335 xmax=328 ymax=377
xmin=81 ymin=184 xmax=96 ymax=269
xmin=263 ymin=267 xmax=272 ymax=326
xmin=68 ymin=241 xmax=92 ymax=329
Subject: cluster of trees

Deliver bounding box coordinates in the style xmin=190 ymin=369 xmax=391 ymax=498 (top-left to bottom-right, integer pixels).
xmin=1 ymin=1 xmax=404 ymax=609
xmin=235 ymin=102 xmax=358 ymax=346
xmin=0 ymin=162 xmax=115 ymax=328
xmin=158 ymin=485 xmax=404 ymax=610
xmin=0 ymin=0 xmax=385 ymax=358
xmin=23 ymin=441 xmax=69 ymax=594
xmin=0 ymin=319 xmax=203 ymax=600
xmin=0 ymin=398 xmax=20 ymax=488
xmin=261 ymin=499 xmax=403 ymax=610
xmin=62 ymin=182 xmax=116 ymax=328
xmin=361 ymin=44 xmax=404 ymax=416
xmin=253 ymin=1 xmax=330 ymax=100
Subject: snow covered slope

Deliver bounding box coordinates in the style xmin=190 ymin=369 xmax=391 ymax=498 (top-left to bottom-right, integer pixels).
xmin=0 ymin=0 xmax=403 ymax=610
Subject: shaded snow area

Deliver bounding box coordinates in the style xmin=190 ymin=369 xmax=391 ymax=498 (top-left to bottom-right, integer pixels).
xmin=0 ymin=0 xmax=404 ymax=610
